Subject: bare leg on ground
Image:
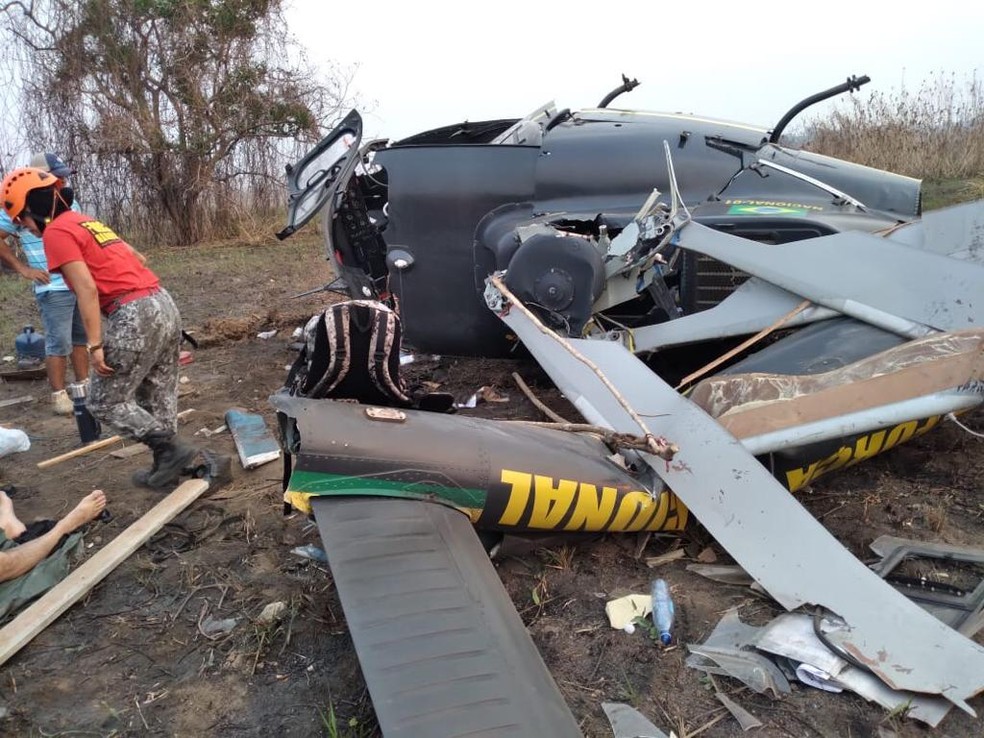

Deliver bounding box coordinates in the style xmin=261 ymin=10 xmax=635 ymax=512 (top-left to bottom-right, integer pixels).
xmin=0 ymin=490 xmax=107 ymax=582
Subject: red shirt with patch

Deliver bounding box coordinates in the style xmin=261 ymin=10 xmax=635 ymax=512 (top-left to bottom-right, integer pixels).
xmin=43 ymin=211 xmax=159 ymax=313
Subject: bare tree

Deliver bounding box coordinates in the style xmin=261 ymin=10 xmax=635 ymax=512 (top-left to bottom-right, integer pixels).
xmin=2 ymin=0 xmax=352 ymax=245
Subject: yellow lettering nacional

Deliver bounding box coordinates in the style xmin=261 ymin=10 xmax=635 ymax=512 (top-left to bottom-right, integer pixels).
xmin=785 ymin=416 xmax=940 ymax=491
xmin=497 ymin=469 xmax=686 ymax=532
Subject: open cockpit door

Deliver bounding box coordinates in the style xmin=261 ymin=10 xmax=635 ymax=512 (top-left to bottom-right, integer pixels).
xmin=277 ymin=109 xmax=363 ymax=242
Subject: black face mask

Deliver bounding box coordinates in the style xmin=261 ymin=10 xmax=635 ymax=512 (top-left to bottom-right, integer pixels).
xmin=23 ymin=186 xmax=71 ymax=233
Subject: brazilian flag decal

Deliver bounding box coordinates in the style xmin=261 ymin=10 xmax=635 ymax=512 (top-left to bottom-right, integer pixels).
xmin=727 ymin=204 xmax=809 ymax=216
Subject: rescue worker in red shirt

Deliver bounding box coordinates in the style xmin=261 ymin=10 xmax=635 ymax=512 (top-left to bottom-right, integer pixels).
xmin=1 ymin=167 xmax=198 ymax=489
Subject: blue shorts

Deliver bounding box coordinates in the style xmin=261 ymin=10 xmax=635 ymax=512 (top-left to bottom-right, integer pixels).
xmin=35 ymin=289 xmax=87 ymax=357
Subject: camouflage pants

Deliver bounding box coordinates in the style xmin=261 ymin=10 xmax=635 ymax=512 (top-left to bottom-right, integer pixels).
xmin=88 ymin=288 xmax=182 ymax=441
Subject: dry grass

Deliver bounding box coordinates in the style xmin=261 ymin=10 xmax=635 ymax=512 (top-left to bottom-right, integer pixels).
xmin=803 ymin=71 xmax=984 ymax=182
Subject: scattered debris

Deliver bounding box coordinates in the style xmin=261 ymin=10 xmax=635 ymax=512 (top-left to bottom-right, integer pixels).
xmin=457 ymin=385 xmax=511 ymax=408
xmin=256 ymin=329 xmax=278 ymax=340
xmin=226 ymin=408 xmax=280 ymax=469
xmin=712 ymin=682 xmax=762 ymax=732
xmin=257 ymin=601 xmax=287 ymax=625
xmin=178 ymin=350 xmax=194 ymax=366
xmin=200 ymin=614 xmax=238 ymax=637
xmin=605 ymin=593 xmax=652 ymax=633
xmin=686 ymin=564 xmax=755 ymax=587
xmin=601 ymin=702 xmax=669 ymax=738
xmin=696 ymin=546 xmax=718 ymax=563
xmin=477 ymin=385 xmax=509 ymax=403
xmin=645 ymin=548 xmax=685 ymax=568
xmin=688 ymin=608 xmax=954 ymax=728
xmin=0 ymin=427 xmax=30 ymax=457
xmin=194 ymin=424 xmax=228 ymax=439
xmin=685 ymin=609 xmax=790 ymax=698
xmin=291 ymin=544 xmax=328 ymax=563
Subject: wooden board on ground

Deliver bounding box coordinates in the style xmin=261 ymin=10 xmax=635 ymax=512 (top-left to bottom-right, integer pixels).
xmin=0 ymin=478 xmax=210 ymax=668
xmin=225 ymin=408 xmax=280 ymax=470
xmin=0 ymin=395 xmax=34 ymax=409
xmin=0 ymin=367 xmax=46 ymax=382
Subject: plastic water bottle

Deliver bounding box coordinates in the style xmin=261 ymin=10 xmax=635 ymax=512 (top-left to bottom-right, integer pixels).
xmin=651 ymin=578 xmax=675 ymax=645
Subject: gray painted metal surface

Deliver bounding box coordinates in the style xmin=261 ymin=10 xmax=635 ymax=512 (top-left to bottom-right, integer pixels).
xmin=601 ymin=702 xmax=670 ymax=738
xmin=312 ymin=496 xmax=582 ymax=738
xmin=887 ymin=199 xmax=984 ymax=264
xmin=495 ymin=303 xmax=984 ymax=708
xmin=673 ymin=221 xmax=984 ymax=333
xmin=632 ymin=277 xmax=836 ymax=353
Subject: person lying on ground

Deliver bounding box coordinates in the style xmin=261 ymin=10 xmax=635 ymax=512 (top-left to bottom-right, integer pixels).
xmin=0 ymin=489 xmax=106 ymax=583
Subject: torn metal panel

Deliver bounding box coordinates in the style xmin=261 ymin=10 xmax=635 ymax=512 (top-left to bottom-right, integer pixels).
xmin=687 ymin=645 xmax=791 ymax=697
xmin=631 ymin=277 xmax=836 ymax=353
xmin=673 ymin=221 xmax=984 ymax=333
xmin=836 ymin=667 xmax=953 ymax=728
xmin=753 ymin=613 xmax=952 ymax=728
xmin=601 ymin=702 xmax=670 ymax=738
xmin=885 ymin=199 xmax=984 ymax=264
xmin=493 ymin=300 xmax=984 ymax=706
xmin=683 ymin=608 xmax=790 ymax=697
xmin=754 ymin=613 xmax=849 ymax=678
xmin=714 ymin=692 xmax=762 ymax=731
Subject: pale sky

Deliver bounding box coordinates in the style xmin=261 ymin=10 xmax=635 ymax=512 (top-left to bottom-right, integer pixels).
xmin=285 ymin=0 xmax=983 ymax=142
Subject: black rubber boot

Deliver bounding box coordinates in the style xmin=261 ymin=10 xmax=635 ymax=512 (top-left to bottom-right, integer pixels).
xmin=137 ymin=432 xmax=198 ymax=490
xmin=131 ymin=449 xmax=161 ymax=488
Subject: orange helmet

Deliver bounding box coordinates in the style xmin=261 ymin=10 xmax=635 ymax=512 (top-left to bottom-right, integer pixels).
xmin=1 ymin=167 xmax=61 ymax=220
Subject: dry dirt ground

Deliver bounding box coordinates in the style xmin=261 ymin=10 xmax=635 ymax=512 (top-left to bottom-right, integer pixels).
xmin=0 ymin=237 xmax=981 ymax=738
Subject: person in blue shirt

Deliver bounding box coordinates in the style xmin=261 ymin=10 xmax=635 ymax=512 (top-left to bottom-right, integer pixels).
xmin=0 ymin=153 xmax=87 ymax=414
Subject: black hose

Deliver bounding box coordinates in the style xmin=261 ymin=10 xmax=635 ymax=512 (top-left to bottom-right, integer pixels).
xmin=769 ymin=75 xmax=870 ymax=144
xmin=598 ymin=74 xmax=640 ymax=108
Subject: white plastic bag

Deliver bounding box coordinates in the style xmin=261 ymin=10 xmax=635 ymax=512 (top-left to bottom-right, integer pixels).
xmin=0 ymin=427 xmax=30 ymax=457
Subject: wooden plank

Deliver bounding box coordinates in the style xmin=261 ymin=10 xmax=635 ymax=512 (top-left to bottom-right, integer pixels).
xmin=225 ymin=409 xmax=280 ymax=469
xmin=0 ymin=395 xmax=34 ymax=409
xmin=37 ymin=435 xmax=123 ymax=468
xmin=0 ymin=478 xmax=210 ymax=667
xmin=0 ymin=367 xmax=46 ymax=382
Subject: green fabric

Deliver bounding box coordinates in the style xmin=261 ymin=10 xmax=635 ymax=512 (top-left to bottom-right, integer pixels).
xmin=0 ymin=529 xmax=84 ymax=624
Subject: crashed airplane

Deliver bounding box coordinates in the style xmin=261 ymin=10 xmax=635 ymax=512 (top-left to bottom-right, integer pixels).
xmin=273 ymin=75 xmax=984 ymax=736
